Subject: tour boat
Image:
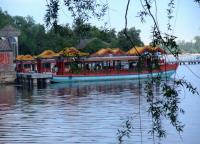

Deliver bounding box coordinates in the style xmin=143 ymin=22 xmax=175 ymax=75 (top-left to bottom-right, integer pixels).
xmin=15 ymin=47 xmax=178 ymax=83
xmin=51 ymin=54 xmax=178 ymax=83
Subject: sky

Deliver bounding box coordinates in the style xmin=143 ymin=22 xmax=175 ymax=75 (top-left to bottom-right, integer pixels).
xmin=0 ymin=0 xmax=200 ymax=44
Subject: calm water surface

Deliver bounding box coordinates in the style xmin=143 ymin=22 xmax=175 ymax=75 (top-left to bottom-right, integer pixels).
xmin=0 ymin=65 xmax=200 ymax=144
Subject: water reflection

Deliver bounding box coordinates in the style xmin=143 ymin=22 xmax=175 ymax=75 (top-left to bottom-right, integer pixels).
xmin=0 ymin=80 xmax=152 ymax=144
xmin=50 ymin=80 xmax=143 ymax=97
xmin=0 ymin=85 xmax=16 ymax=108
xmin=0 ymin=66 xmax=199 ymax=144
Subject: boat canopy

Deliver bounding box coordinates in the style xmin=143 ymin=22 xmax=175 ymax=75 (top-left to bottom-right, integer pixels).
xmin=91 ymin=48 xmax=126 ymax=57
xmin=16 ymin=55 xmax=35 ymax=61
xmin=37 ymin=50 xmax=59 ymax=59
xmin=16 ymin=45 xmax=166 ymax=62
xmin=127 ymin=46 xmax=166 ymax=55
xmin=59 ymin=47 xmax=89 ymax=57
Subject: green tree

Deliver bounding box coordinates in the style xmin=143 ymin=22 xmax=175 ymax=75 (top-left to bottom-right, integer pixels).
xmin=83 ymin=38 xmax=109 ymax=53
xmin=0 ymin=8 xmax=14 ymax=28
xmin=13 ymin=16 xmax=47 ymax=55
xmin=117 ymin=27 xmax=144 ymax=51
xmin=44 ymin=1 xmax=200 ymax=143
xmin=178 ymin=36 xmax=200 ymax=53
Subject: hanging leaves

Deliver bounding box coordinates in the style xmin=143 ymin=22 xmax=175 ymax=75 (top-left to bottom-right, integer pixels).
xmin=45 ymin=0 xmax=108 ymax=27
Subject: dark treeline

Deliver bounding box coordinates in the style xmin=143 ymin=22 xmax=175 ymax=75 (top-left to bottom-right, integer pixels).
xmin=178 ymin=36 xmax=200 ymax=53
xmin=0 ymin=8 xmax=144 ymax=55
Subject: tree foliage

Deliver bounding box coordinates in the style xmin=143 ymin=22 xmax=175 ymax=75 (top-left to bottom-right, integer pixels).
xmin=45 ymin=0 xmax=200 ymax=143
xmin=45 ymin=0 xmax=107 ymax=27
xmin=178 ymin=36 xmax=200 ymax=53
xmin=0 ymin=8 xmax=143 ymax=55
xmin=0 ymin=8 xmax=13 ymax=28
xmin=118 ymin=27 xmax=144 ymax=51
xmin=1 ymin=0 xmax=200 ymax=142
xmin=82 ymin=38 xmax=109 ymax=53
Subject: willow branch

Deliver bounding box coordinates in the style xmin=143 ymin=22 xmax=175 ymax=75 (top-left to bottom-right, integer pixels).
xmin=124 ymin=0 xmax=141 ymax=56
xmin=143 ymin=0 xmax=178 ymax=58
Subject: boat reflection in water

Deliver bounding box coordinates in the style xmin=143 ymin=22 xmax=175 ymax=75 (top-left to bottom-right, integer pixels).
xmin=1 ymin=65 xmax=200 ymax=144
xmin=50 ymin=79 xmax=147 ymax=97
xmin=0 ymin=77 xmax=189 ymax=144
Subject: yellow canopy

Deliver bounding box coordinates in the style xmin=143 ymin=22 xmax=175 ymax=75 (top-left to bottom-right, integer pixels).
xmin=16 ymin=55 xmax=35 ymax=61
xmin=111 ymin=48 xmax=126 ymax=55
xmin=37 ymin=50 xmax=59 ymax=58
xmin=127 ymin=46 xmax=166 ymax=55
xmin=127 ymin=47 xmax=146 ymax=55
xmin=92 ymin=48 xmax=112 ymax=56
xmin=60 ymin=47 xmax=89 ymax=57
xmin=16 ymin=55 xmax=24 ymax=60
xmin=91 ymin=48 xmax=125 ymax=56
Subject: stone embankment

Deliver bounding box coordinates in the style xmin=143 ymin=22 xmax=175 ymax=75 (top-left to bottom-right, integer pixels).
xmin=0 ymin=71 xmax=16 ymax=84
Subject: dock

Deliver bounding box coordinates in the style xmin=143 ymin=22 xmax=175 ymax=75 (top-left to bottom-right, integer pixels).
xmin=16 ymin=72 xmax=52 ymax=85
xmin=178 ymin=60 xmax=200 ymax=65
xmin=166 ymin=54 xmax=200 ymax=65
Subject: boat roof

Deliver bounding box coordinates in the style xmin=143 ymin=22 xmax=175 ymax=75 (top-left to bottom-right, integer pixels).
xmin=84 ymin=55 xmax=138 ymax=62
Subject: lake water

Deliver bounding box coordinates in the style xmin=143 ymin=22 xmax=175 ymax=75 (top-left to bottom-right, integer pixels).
xmin=0 ymin=65 xmax=200 ymax=144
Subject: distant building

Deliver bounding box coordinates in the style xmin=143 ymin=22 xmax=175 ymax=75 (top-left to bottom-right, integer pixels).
xmin=0 ymin=25 xmax=20 ymax=58
xmin=0 ymin=25 xmax=20 ymax=83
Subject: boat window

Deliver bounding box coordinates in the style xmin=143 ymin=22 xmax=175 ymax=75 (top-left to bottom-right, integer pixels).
xmin=18 ymin=64 xmax=22 ymax=68
xmin=121 ymin=61 xmax=129 ymax=69
xmin=94 ymin=63 xmax=101 ymax=70
xmin=24 ymin=64 xmax=31 ymax=68
xmin=85 ymin=63 xmax=90 ymax=70
xmin=43 ymin=63 xmax=50 ymax=68
xmin=64 ymin=63 xmax=69 ymax=67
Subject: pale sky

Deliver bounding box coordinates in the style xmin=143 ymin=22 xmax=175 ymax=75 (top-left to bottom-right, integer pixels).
xmin=0 ymin=0 xmax=200 ymax=44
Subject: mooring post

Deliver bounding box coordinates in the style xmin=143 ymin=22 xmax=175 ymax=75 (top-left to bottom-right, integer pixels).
xmin=33 ymin=78 xmax=37 ymax=85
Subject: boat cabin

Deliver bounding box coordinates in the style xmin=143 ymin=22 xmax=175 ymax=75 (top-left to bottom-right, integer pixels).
xmin=16 ymin=55 xmax=36 ymax=73
xmin=15 ymin=46 xmax=167 ymax=76
xmin=55 ymin=53 xmax=139 ymax=76
xmin=36 ymin=50 xmax=59 ymax=73
xmin=37 ymin=58 xmax=56 ymax=73
xmin=54 ymin=47 xmax=166 ymax=76
xmin=16 ymin=60 xmax=36 ymax=73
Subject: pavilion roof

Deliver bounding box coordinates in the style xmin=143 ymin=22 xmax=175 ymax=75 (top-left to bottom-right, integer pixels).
xmin=0 ymin=25 xmax=20 ymax=37
xmin=0 ymin=39 xmax=11 ymax=51
xmin=59 ymin=47 xmax=89 ymax=57
xmin=37 ymin=50 xmax=59 ymax=59
xmin=16 ymin=55 xmax=35 ymax=61
xmin=91 ymin=48 xmax=126 ymax=56
xmin=127 ymin=46 xmax=166 ymax=55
